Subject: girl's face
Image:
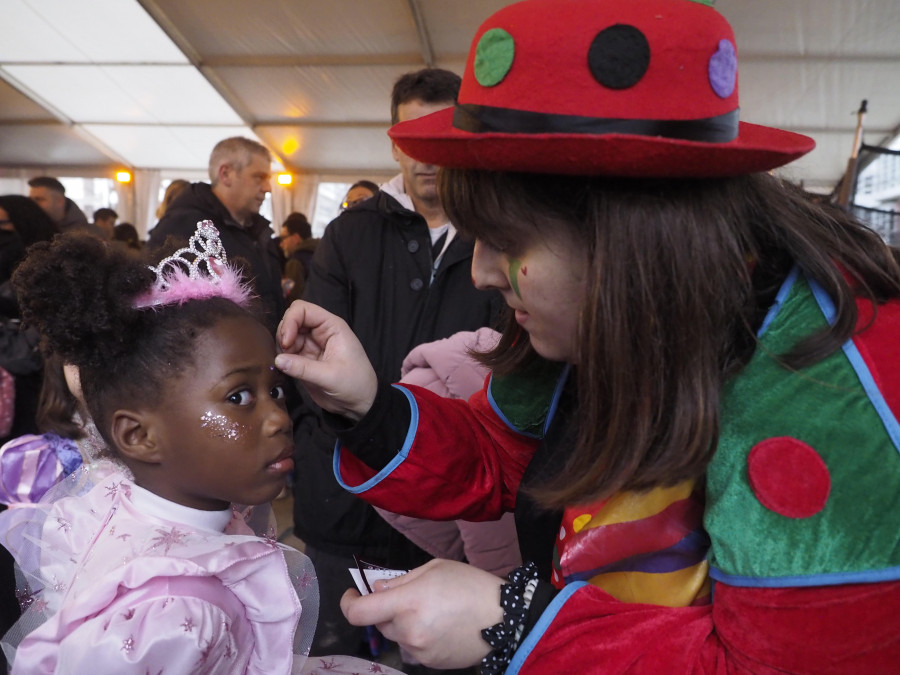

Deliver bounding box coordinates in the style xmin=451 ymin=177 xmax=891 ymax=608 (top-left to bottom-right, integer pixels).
xmin=143 ymin=315 xmax=293 ymax=510
xmin=472 ymin=226 xmax=588 ymax=363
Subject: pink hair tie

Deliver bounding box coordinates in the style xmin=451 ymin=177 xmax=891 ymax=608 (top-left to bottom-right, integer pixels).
xmin=133 ymin=220 xmax=254 ymax=309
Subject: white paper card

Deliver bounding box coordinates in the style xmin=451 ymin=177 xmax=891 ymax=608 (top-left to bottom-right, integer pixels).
xmin=349 ymin=567 xmax=408 ymax=596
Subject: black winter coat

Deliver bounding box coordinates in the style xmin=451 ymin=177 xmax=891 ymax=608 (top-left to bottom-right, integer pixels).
xmin=292 ymin=190 xmax=504 ymax=562
xmin=148 ymin=183 xmax=285 ymax=332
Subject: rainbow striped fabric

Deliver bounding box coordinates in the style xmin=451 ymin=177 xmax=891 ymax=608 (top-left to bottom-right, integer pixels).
xmin=552 ymin=479 xmax=711 ymax=607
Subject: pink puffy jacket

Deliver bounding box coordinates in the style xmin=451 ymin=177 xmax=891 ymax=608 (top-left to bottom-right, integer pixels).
xmin=375 ymin=328 xmax=521 ymax=577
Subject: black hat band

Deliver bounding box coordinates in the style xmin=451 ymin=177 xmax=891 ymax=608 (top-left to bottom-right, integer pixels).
xmin=453 ymin=103 xmax=739 ymax=143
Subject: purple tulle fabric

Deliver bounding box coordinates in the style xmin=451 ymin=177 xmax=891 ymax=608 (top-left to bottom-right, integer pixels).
xmin=0 ymin=434 xmax=80 ymax=506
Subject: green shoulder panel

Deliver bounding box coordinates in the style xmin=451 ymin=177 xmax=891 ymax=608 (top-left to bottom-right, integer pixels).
xmin=707 ymin=272 xmax=900 ymax=585
xmin=488 ymin=358 xmax=568 ymax=438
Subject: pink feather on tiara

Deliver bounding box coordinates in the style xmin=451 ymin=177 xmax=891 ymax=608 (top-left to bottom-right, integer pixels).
xmin=133 ymin=220 xmax=254 ymax=309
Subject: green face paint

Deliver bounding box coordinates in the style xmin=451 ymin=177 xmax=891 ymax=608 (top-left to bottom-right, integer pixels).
xmin=509 ymin=258 xmax=523 ymax=299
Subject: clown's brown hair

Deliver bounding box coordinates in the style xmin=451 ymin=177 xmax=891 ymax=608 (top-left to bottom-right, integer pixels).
xmin=441 ymin=168 xmax=900 ymax=508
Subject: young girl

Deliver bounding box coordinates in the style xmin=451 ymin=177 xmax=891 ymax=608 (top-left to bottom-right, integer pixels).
xmin=275 ymin=0 xmax=900 ymax=672
xmin=0 ymin=224 xmax=399 ymax=674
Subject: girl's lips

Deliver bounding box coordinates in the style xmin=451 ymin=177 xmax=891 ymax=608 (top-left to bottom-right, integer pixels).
xmin=268 ymin=457 xmax=294 ymax=474
xmin=514 ymin=309 xmax=529 ymax=324
xmin=268 ymin=445 xmax=295 ymax=473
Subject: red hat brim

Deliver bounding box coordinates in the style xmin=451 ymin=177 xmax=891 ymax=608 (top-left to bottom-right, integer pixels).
xmin=390 ymin=107 xmax=815 ymax=178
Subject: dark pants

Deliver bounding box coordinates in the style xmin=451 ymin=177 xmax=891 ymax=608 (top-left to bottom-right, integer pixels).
xmin=305 ymin=545 xmax=371 ymax=658
xmin=304 ymin=544 xmax=479 ymax=674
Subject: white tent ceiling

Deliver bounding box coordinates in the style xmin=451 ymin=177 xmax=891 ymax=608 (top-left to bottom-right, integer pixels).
xmin=1 ymin=0 xmax=899 ymax=192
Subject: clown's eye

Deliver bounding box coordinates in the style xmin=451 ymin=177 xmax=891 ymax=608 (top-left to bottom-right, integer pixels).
xmin=480 ymin=236 xmax=515 ymax=255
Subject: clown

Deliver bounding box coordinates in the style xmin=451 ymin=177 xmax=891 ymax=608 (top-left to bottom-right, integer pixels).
xmin=276 ymin=0 xmax=900 ymax=672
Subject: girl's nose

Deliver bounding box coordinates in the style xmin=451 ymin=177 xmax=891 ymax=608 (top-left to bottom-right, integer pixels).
xmin=265 ymin=399 xmax=293 ymax=437
xmin=471 ymin=240 xmax=509 ymax=292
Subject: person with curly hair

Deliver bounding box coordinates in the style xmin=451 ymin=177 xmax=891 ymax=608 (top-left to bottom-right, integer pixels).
xmin=0 ymin=225 xmax=403 ymax=674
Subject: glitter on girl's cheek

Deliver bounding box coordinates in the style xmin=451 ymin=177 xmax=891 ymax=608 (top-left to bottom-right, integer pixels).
xmin=200 ymin=412 xmax=247 ymax=442
xmin=509 ymin=259 xmax=524 ymax=299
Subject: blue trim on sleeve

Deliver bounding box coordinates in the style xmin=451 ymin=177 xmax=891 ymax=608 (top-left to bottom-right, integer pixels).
xmin=757 ymin=265 xmax=800 ymax=337
xmin=486 ymin=375 xmax=540 ymax=440
xmin=332 ymin=384 xmax=419 ymax=494
xmin=542 ymin=365 xmax=571 ymax=437
xmin=808 ymin=278 xmax=900 ymax=455
xmin=710 ymin=563 xmax=900 ymax=588
xmin=506 ymin=582 xmax=588 ymax=674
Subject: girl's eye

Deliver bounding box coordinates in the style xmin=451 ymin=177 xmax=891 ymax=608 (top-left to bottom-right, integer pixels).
xmin=228 ymin=389 xmax=253 ymax=406
xmin=271 ymin=384 xmax=287 ymax=400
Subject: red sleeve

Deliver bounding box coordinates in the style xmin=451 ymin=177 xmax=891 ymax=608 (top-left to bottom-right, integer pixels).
xmin=514 ymin=579 xmax=900 ymax=674
xmin=336 ymin=382 xmax=539 ymax=522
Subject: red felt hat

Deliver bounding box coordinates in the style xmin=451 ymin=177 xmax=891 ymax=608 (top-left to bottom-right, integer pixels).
xmin=389 ymin=0 xmax=815 ymax=178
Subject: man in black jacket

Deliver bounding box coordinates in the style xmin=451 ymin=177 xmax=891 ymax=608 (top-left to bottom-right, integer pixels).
xmin=292 ymin=69 xmax=503 ymax=668
xmin=27 ymin=176 xmax=100 ymax=238
xmin=279 ymin=211 xmax=319 ymax=304
xmin=147 ymin=137 xmax=284 ymax=332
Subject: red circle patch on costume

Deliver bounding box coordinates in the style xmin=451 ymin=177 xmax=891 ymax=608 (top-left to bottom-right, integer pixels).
xmin=747 ymin=437 xmax=831 ymax=518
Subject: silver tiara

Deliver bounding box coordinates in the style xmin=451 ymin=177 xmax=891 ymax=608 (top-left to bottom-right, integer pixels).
xmin=149 ymin=220 xmax=228 ymax=288
xmin=134 ymin=220 xmax=252 ymax=309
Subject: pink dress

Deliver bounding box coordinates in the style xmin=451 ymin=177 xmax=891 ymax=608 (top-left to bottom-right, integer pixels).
xmin=0 ymin=461 xmax=317 ymax=674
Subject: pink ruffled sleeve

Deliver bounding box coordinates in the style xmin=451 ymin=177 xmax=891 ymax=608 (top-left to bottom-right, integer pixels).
xmin=14 ymin=576 xmax=259 ymax=675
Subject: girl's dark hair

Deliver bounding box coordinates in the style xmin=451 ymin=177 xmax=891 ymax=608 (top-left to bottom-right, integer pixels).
xmin=12 ymin=233 xmax=262 ymax=446
xmin=440 ymin=169 xmax=900 ymax=508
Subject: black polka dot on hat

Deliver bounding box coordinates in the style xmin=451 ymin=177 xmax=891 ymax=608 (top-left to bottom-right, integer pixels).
xmin=588 ymin=24 xmax=650 ymax=90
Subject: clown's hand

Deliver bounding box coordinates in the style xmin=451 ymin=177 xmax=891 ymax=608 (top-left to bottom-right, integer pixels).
xmin=275 ymin=300 xmax=376 ymax=421
xmin=341 ymin=559 xmax=504 ymax=669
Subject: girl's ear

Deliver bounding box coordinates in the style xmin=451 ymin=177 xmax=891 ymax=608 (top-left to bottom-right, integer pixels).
xmin=111 ymin=410 xmax=164 ymax=464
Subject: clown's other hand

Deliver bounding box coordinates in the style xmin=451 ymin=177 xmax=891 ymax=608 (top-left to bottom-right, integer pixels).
xmin=340 ymin=559 xmax=504 ymax=669
xmin=275 ymin=300 xmax=376 ymax=421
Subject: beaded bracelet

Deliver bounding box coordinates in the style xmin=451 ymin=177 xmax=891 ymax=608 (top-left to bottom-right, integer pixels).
xmin=481 ymin=561 xmax=540 ymax=675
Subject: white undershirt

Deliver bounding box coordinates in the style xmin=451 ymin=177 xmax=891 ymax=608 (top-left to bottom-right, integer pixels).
xmin=129 ymin=482 xmax=232 ymax=533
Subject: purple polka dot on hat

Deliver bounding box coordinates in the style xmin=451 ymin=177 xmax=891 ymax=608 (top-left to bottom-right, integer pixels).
xmin=708 ymin=39 xmax=737 ymax=99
